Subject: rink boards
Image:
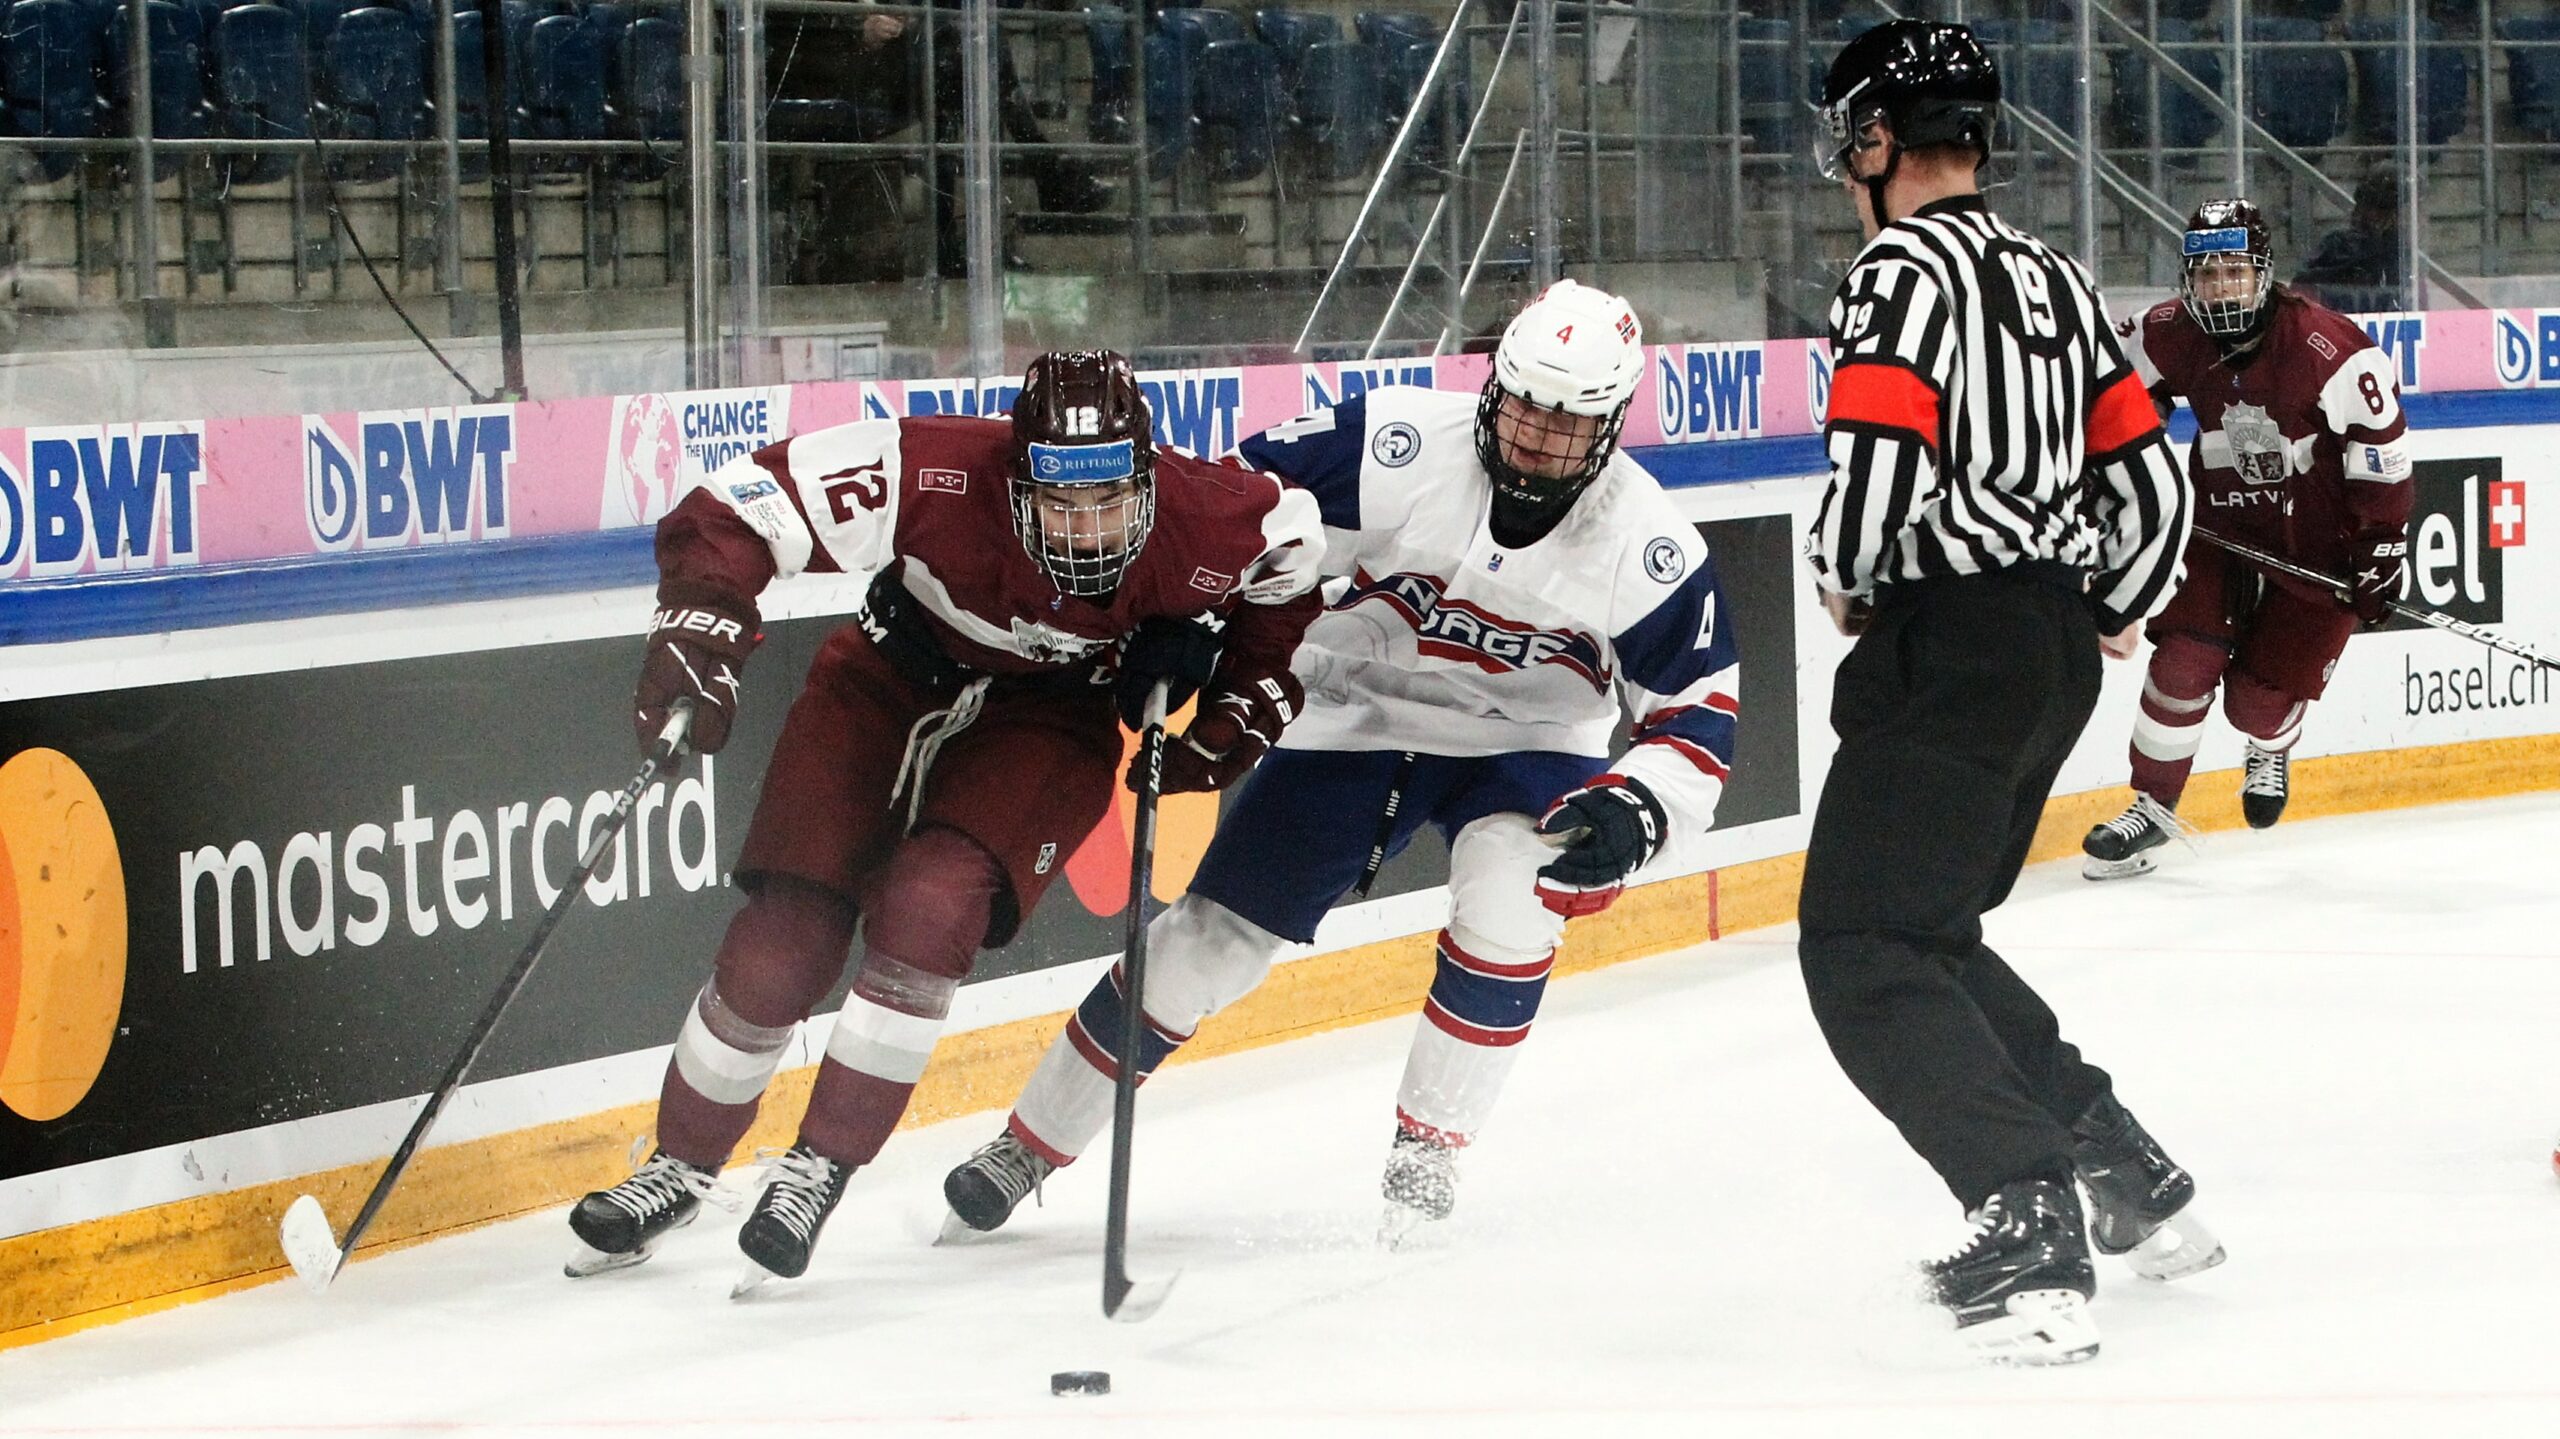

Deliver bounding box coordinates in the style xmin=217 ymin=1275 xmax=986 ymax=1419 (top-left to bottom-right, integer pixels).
xmin=2 ymin=396 xmax=2557 ymax=1348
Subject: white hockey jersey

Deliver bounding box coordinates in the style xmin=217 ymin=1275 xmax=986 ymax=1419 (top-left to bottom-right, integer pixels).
xmin=1234 ymin=385 xmax=1741 ymax=830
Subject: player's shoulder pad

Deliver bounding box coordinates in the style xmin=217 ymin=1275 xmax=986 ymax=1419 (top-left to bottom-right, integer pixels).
xmin=1236 ymin=392 xmax=1369 ymax=530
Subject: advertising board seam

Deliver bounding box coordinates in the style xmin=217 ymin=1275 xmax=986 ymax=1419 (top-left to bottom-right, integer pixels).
xmin=6 ymin=731 xmax=2557 ymax=1350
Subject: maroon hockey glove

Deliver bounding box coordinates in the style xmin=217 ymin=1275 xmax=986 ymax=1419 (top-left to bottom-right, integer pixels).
xmin=1141 ymin=671 xmax=1304 ymax=795
xmin=1533 ymin=775 xmax=1667 ymax=918
xmin=2349 ymin=526 xmax=2408 ymax=628
xmin=636 ymin=585 xmax=759 ymax=757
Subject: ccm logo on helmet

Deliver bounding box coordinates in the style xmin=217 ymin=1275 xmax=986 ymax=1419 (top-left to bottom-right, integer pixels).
xmin=651 ymin=607 xmax=747 ymax=645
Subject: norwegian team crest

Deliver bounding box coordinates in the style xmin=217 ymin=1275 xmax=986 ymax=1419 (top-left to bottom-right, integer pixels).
xmin=2222 ymin=402 xmax=2288 ymax=486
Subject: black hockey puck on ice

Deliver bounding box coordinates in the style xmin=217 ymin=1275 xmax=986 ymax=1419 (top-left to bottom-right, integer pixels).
xmin=1050 ymin=1370 xmax=1111 ymax=1397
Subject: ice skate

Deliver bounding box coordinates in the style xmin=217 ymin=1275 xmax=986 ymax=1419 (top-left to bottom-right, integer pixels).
xmin=564 ymin=1151 xmax=722 ymax=1278
xmin=1925 ymin=1178 xmax=2100 ymax=1365
xmin=732 ymin=1145 xmax=854 ymax=1296
xmin=1379 ymin=1127 xmax=1459 ymax=1249
xmin=2081 ymin=793 xmax=2194 ymax=880
xmin=939 ymin=1132 xmax=1054 ymax=1242
xmin=2071 ymin=1094 xmax=2225 ymax=1282
xmin=2241 ymin=742 xmax=2290 ymax=829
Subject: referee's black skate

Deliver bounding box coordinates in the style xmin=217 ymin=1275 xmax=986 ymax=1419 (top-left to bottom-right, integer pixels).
xmin=733 ymin=1145 xmax=854 ymax=1296
xmin=565 ymin=1151 xmax=721 ymax=1277
xmin=2081 ymin=793 xmax=2191 ymax=880
xmin=2241 ymin=742 xmax=2290 ymax=828
xmin=1926 ymin=1178 xmax=2100 ymax=1365
xmin=939 ymin=1132 xmax=1054 ymax=1241
xmin=2071 ymin=1094 xmax=2225 ymax=1281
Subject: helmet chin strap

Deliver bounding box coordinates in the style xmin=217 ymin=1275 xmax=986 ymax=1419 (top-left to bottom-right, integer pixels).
xmin=1860 ymin=141 xmax=1905 ymax=230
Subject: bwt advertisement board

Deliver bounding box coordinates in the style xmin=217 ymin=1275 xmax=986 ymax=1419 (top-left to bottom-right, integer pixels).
xmin=0 ymin=514 xmax=1801 ymax=1195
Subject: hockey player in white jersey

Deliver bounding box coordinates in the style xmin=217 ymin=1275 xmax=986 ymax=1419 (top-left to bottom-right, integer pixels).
xmin=941 ymin=280 xmax=1741 ymax=1242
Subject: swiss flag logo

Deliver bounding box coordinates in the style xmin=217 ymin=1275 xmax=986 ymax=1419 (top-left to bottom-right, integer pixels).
xmin=2489 ymin=480 xmax=2526 ymax=548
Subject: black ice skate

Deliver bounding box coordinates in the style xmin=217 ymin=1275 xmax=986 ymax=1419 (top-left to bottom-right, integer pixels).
xmin=2241 ymin=742 xmax=2290 ymax=829
xmin=732 ymin=1145 xmax=855 ymax=1296
xmin=939 ymin=1132 xmax=1055 ymax=1242
xmin=1926 ymin=1178 xmax=2100 ymax=1365
xmin=2071 ymin=1094 xmax=2225 ymax=1282
xmin=565 ymin=1151 xmax=722 ymax=1278
xmin=2081 ymin=793 xmax=2194 ymax=880
xmin=1379 ymin=1127 xmax=1460 ymax=1249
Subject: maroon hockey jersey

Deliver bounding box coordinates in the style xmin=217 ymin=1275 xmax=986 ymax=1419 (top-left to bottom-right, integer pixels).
xmin=654 ymin=415 xmax=1325 ymax=685
xmin=2119 ymin=289 xmax=2413 ymax=601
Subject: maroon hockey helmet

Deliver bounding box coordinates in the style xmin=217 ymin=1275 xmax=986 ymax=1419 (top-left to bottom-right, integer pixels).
xmin=2179 ymin=198 xmax=2276 ymax=340
xmin=1010 ymin=350 xmax=1157 ymax=596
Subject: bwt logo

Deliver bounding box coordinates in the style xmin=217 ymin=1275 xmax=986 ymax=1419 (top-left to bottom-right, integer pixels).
xmin=2384 ymin=458 xmax=2510 ymax=631
xmin=2493 ymin=310 xmax=2560 ymax=388
xmin=2358 ymin=314 xmax=2425 ymax=393
xmin=1808 ymin=345 xmax=1833 ymax=426
xmin=1303 ymin=362 xmax=1435 ymax=412
xmin=905 ymin=380 xmax=1021 ymax=421
xmin=0 ymin=424 xmax=205 ymax=578
xmin=305 ymin=406 xmax=514 ymax=552
xmin=1653 ymin=344 xmax=1766 ymax=442
xmin=1139 ymin=370 xmax=1245 ymax=456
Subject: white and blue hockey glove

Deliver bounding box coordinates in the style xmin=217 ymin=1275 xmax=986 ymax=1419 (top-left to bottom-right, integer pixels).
xmin=1533 ymin=775 xmax=1667 ymax=918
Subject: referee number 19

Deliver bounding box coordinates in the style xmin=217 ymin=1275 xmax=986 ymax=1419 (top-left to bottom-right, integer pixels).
xmin=1997 ymin=251 xmax=2060 ymax=339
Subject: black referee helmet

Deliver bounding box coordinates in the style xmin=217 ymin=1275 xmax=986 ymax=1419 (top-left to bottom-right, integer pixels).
xmin=1819 ymin=20 xmax=2001 ymax=221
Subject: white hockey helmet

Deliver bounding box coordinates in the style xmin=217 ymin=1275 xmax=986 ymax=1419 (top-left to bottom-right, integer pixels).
xmin=1477 ymin=279 xmax=1645 ymax=529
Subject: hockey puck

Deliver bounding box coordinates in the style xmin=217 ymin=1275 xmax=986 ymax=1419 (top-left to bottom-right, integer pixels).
xmin=1050 ymin=1370 xmax=1111 ymax=1397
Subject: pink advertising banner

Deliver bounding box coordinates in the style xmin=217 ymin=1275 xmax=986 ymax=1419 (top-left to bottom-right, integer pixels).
xmin=5 ymin=308 xmax=2554 ymax=581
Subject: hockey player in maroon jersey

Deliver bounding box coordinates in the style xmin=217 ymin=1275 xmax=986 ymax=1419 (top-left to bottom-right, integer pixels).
xmin=563 ymin=351 xmax=1325 ymax=1290
xmin=2083 ymin=199 xmax=2414 ymax=879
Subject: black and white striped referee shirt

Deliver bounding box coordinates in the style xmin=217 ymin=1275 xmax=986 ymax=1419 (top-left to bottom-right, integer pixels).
xmin=1808 ymin=195 xmax=2191 ymax=632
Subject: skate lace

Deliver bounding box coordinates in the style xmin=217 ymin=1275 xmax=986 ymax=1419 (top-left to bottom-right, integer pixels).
xmin=752 ymin=1148 xmax=847 ymax=1241
xmin=2241 ymin=746 xmax=2289 ymax=799
xmin=967 ymin=1136 xmax=1053 ymax=1208
xmin=603 ymin=1153 xmax=728 ymax=1222
xmin=1936 ymin=1198 xmax=2010 ymax=1268
xmin=2103 ymin=793 xmax=2203 ymax=850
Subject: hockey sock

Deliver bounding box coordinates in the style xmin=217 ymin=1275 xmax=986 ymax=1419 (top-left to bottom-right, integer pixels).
xmin=1394 ymin=930 xmax=1553 ymax=1144
xmin=2128 ymin=635 xmax=2227 ymax=807
xmin=2224 ymin=671 xmax=2307 ymax=752
xmin=654 ymin=880 xmax=858 ymax=1168
xmin=1010 ymin=963 xmax=1188 ymax=1165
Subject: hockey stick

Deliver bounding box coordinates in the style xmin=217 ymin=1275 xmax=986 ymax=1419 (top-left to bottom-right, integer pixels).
xmin=280 ymin=701 xmax=697 ymax=1292
xmin=2194 ymin=529 xmax=2560 ymax=671
xmin=1102 ymin=680 xmax=1180 ymax=1322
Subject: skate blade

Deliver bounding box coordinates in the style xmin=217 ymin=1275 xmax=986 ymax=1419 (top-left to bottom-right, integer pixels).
xmin=1377 ymin=1202 xmax=1435 ymax=1252
xmin=2126 ymin=1210 xmax=2226 ymax=1282
xmin=935 ymin=1209 xmax=993 ymax=1247
xmin=1959 ymin=1289 xmax=2101 ymax=1366
xmin=563 ymin=1242 xmax=653 ymax=1279
xmin=2081 ymin=851 xmax=2158 ymax=882
xmin=730 ymin=1260 xmax=779 ymax=1300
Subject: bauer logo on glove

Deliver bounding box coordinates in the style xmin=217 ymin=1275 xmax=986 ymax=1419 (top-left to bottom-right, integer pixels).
xmin=1533 ymin=774 xmax=1666 ymax=918
xmin=635 ymin=587 xmax=760 ymax=758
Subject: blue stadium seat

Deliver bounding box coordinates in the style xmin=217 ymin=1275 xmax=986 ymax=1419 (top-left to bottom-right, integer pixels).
xmin=213 ymin=2 xmax=312 ymax=184
xmin=2110 ymin=15 xmax=2222 ymax=151
xmin=2248 ymin=16 xmax=2347 ymax=149
xmin=1737 ymin=15 xmax=1791 ymax=151
xmin=1358 ymin=11 xmax=1464 ymax=165
xmin=1194 ymin=35 xmax=1278 ymax=184
xmin=297 ymin=0 xmax=369 ymax=55
xmin=522 ymin=8 xmax=601 ymax=175
xmin=609 ymin=10 xmax=679 ymax=177
xmin=2502 ymin=15 xmax=2560 ymax=144
xmin=1253 ymin=4 xmax=1335 ymax=75
xmin=2346 ymin=18 xmax=2469 ymax=146
xmin=1142 ymin=25 xmax=1190 ymax=171
xmin=1287 ymin=37 xmax=1378 ymax=179
xmin=1971 ymin=18 xmax=2075 ymax=136
xmin=319 ymin=5 xmax=427 ymax=181
xmin=2 ymin=0 xmax=108 ymax=182
xmin=105 ymin=1 xmax=212 ymax=180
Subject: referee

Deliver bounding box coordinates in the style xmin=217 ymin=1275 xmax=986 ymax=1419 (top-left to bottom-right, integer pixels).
xmin=1799 ymin=21 xmax=2212 ymax=1365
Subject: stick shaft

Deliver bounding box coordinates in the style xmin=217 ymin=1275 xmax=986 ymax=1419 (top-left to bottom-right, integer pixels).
xmin=1103 ymin=681 xmax=1170 ymax=1315
xmin=2195 ymin=528 xmax=2559 ymax=671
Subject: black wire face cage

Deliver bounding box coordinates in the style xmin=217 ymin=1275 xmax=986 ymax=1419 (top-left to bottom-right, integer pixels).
xmin=2181 ymin=242 xmax=2274 ymax=340
xmin=1009 ymin=440 xmax=1156 ymax=596
xmin=1473 ymin=376 xmax=1628 ymax=518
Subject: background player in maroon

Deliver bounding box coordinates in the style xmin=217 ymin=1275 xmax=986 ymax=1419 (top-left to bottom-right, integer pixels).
xmin=2084 ymin=200 xmax=2414 ymax=879
xmin=563 ymin=351 xmax=1324 ymax=1289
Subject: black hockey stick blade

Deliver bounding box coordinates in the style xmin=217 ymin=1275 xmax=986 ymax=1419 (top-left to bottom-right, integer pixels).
xmin=1102 ymin=681 xmax=1180 ymax=1322
xmin=279 ymin=703 xmax=695 ymax=1292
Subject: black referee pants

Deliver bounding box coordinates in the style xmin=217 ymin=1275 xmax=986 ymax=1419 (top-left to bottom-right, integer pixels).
xmin=1797 ymin=569 xmax=2117 ymax=1211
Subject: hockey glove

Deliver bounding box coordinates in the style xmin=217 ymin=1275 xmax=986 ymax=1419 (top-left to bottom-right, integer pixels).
xmin=1142 ymin=671 xmax=1304 ymax=795
xmin=1533 ymin=775 xmax=1667 ymax=918
xmin=636 ymin=584 xmax=759 ymax=757
xmin=1115 ymin=614 xmax=1226 ymax=730
xmin=2349 ymin=525 xmax=2408 ymax=629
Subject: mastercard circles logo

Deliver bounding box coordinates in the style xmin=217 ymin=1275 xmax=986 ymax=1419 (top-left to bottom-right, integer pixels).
xmin=0 ymin=748 xmax=128 ymax=1122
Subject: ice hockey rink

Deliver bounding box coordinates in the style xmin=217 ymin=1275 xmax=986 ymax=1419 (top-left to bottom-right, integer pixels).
xmin=4 ymin=791 xmax=2556 ymax=1439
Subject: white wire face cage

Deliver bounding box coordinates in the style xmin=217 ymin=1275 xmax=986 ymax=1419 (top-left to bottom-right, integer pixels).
xmin=1009 ymin=439 xmax=1156 ymax=596
xmin=2180 ymin=230 xmax=2273 ymax=339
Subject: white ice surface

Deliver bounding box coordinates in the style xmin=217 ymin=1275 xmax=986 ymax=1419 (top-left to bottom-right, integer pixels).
xmin=5 ymin=793 xmax=2558 ymax=1437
